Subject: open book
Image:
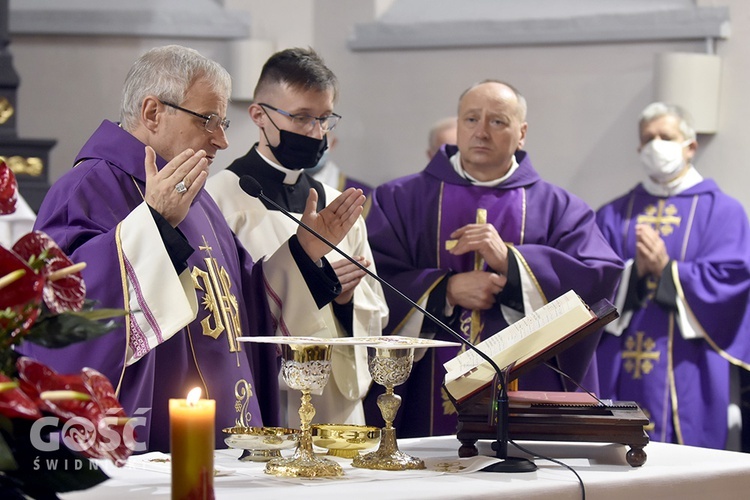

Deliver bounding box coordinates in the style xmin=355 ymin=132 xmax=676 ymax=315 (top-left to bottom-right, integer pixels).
xmin=443 ymin=290 xmax=602 ymax=403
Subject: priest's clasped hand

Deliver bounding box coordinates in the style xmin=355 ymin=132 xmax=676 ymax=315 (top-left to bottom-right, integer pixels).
xmin=634 ymin=223 xmax=670 ymax=279
xmin=447 ymin=222 xmax=510 ymax=275
xmin=144 ymin=146 xmax=210 ymax=227
xmin=297 ymin=187 xmax=366 ymax=263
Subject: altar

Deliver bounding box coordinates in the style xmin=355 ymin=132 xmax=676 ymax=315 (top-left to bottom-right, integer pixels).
xmin=61 ymin=435 xmax=750 ymax=500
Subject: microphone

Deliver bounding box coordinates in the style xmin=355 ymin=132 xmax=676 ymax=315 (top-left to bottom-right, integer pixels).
xmin=240 ymin=175 xmax=535 ymax=472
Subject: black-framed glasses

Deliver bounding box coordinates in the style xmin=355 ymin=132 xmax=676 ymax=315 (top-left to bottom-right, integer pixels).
xmin=160 ymin=101 xmax=230 ymax=133
xmin=258 ymin=103 xmax=341 ymax=133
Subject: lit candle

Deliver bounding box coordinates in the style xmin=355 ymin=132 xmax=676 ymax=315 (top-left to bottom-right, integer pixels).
xmin=169 ymin=387 xmax=216 ymax=500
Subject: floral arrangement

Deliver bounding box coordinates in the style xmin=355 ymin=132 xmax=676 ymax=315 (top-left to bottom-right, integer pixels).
xmin=0 ymin=160 xmax=132 ymax=498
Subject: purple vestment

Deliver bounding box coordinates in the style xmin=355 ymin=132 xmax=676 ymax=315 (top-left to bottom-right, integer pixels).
xmin=21 ymin=121 xmax=281 ymax=452
xmin=596 ymin=180 xmax=750 ymax=449
xmin=365 ymin=145 xmax=623 ymax=437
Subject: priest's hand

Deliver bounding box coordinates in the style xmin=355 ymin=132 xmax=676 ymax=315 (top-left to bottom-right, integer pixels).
xmin=448 ymin=223 xmax=510 ymax=275
xmin=635 ymin=224 xmax=670 ymax=278
xmin=144 ymin=146 xmax=209 ymax=227
xmin=331 ymin=256 xmax=369 ymax=304
xmin=298 ymin=187 xmax=365 ymax=262
xmin=447 ymin=270 xmax=507 ymax=310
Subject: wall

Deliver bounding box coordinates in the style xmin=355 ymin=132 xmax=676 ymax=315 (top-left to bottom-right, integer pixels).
xmin=313 ymin=0 xmax=749 ymax=212
xmin=7 ymin=0 xmax=750 ymax=214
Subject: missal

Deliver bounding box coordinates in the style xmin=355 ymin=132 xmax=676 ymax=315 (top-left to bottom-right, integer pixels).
xmin=443 ymin=290 xmax=599 ymax=403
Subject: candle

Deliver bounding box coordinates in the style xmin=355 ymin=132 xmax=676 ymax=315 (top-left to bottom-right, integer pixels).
xmin=170 ymin=387 xmax=216 ymax=500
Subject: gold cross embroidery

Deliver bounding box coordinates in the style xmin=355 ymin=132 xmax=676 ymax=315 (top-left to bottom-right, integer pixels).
xmin=622 ymin=331 xmax=660 ymax=379
xmin=637 ymin=200 xmax=681 ymax=237
xmin=446 ymin=209 xmax=487 ymax=349
xmin=191 ymin=236 xmax=242 ymax=353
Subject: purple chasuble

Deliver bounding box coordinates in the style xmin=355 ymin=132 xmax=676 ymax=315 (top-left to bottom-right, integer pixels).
xmin=21 ymin=121 xmax=280 ymax=452
xmin=364 ymin=145 xmax=623 ymax=437
xmin=596 ymin=181 xmax=750 ymax=449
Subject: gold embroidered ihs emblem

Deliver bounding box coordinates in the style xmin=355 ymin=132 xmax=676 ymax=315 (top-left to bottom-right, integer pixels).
xmin=191 ymin=236 xmax=242 ymax=352
xmin=637 ymin=200 xmax=681 ymax=237
xmin=622 ymin=332 xmax=660 ymax=379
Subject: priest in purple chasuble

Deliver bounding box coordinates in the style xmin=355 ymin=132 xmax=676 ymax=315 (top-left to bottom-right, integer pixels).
xmin=364 ymin=80 xmax=624 ymax=437
xmin=595 ymin=102 xmax=750 ymax=450
xmin=18 ymin=46 xmax=365 ymax=452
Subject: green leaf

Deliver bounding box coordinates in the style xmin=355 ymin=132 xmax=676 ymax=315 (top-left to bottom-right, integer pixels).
xmin=0 ymin=428 xmax=19 ymax=472
xmin=23 ymin=313 xmax=124 ymax=348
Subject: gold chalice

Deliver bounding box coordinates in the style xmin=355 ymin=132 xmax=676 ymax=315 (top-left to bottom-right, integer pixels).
xmin=312 ymin=424 xmax=381 ymax=459
xmin=352 ymin=346 xmax=425 ymax=470
xmin=265 ymin=343 xmax=344 ymax=478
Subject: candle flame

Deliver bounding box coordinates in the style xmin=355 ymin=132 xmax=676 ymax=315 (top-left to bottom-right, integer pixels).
xmin=186 ymin=387 xmax=202 ymax=406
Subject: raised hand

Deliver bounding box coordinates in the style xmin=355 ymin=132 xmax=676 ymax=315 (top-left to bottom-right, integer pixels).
xmin=297 ymin=188 xmax=365 ymax=262
xmin=143 ymin=146 xmax=209 ymax=227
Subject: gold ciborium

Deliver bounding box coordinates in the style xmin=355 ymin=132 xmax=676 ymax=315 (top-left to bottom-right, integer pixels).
xmin=352 ymin=347 xmax=425 ymax=470
xmin=312 ymin=424 xmax=381 ymax=459
xmin=265 ymin=343 xmax=344 ymax=478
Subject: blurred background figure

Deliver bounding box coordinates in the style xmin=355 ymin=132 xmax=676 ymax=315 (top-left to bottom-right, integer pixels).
xmin=308 ymin=133 xmax=374 ymax=198
xmin=0 ymin=191 xmax=35 ymax=247
xmin=426 ymin=116 xmax=458 ymax=159
xmin=595 ymin=102 xmax=750 ymax=451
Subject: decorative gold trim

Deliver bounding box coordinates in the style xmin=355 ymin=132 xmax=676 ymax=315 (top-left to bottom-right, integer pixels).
xmin=186 ymin=323 xmax=211 ymax=399
xmin=114 ymin=222 xmax=130 ymax=398
xmin=680 ymin=196 xmax=699 ymax=260
xmin=436 ymin=182 xmax=445 ymax=267
xmin=0 ymin=97 xmax=14 ymax=124
xmin=507 ymin=245 xmax=547 ymax=304
xmin=667 ymin=312 xmax=684 ymax=444
xmin=390 ymin=276 xmax=446 ymax=335
xmin=0 ymin=155 xmax=44 ymax=177
xmin=673 ymin=263 xmax=750 ymax=371
xmin=519 ymin=187 xmax=527 ymax=245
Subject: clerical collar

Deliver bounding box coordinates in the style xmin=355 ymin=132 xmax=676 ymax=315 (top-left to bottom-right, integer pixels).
xmin=449 ymin=151 xmax=519 ymax=187
xmin=642 ymin=165 xmax=703 ymax=197
xmin=255 ymin=149 xmax=304 ymax=185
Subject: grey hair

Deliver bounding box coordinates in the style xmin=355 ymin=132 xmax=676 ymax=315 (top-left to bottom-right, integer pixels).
xmin=458 ymin=79 xmax=528 ymax=121
xmin=428 ymin=116 xmax=457 ymax=150
xmin=119 ymin=45 xmax=231 ymax=131
xmin=639 ymin=102 xmax=696 ymax=141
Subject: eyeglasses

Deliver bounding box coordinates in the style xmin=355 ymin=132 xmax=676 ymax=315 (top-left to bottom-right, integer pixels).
xmin=160 ymin=101 xmax=230 ymax=133
xmin=258 ymin=103 xmax=341 ymax=133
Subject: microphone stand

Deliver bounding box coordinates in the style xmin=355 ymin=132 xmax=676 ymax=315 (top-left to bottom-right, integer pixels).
xmin=241 ymin=177 xmax=536 ymax=472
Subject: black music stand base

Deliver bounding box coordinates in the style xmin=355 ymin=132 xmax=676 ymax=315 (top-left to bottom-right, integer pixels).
xmin=480 ymin=456 xmax=537 ymax=473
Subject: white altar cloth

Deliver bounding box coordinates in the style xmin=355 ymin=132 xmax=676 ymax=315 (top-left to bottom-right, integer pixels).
xmin=61 ymin=435 xmax=750 ymax=500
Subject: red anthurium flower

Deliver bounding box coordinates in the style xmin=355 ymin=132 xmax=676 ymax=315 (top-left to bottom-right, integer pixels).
xmin=17 ymin=357 xmax=133 ymax=467
xmin=0 ymin=160 xmax=18 ymax=215
xmin=12 ymin=231 xmax=86 ymax=314
xmin=0 ymin=372 xmax=42 ymax=419
xmin=0 ymin=246 xmax=45 ymax=339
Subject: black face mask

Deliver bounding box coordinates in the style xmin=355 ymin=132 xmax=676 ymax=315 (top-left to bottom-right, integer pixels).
xmin=263 ymin=128 xmax=328 ymax=170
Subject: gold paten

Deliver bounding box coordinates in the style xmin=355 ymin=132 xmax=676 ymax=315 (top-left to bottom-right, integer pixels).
xmin=312 ymin=423 xmax=381 ymax=459
xmin=352 ymin=347 xmax=425 ymax=470
xmin=265 ymin=343 xmax=344 ymax=478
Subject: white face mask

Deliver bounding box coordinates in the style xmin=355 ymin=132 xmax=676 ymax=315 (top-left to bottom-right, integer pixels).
xmin=639 ymin=139 xmax=691 ymax=182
